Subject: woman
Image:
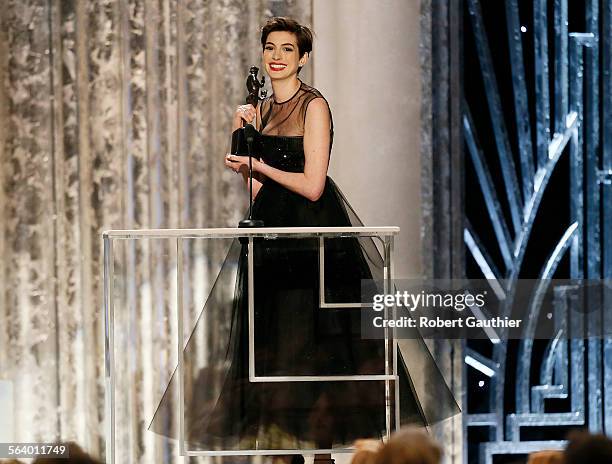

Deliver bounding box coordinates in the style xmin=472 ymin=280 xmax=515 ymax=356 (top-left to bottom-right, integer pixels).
xmin=151 ymin=17 xmax=457 ymax=460
xmin=223 ymin=18 xmax=389 ymax=459
xmin=225 ymin=19 xmax=330 ymax=203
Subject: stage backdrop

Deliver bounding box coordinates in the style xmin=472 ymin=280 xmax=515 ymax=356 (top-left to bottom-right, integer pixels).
xmin=0 ymin=0 xmax=311 ymax=460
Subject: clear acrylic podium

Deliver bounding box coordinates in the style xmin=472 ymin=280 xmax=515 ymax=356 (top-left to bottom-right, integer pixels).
xmin=103 ymin=226 xmax=399 ymax=462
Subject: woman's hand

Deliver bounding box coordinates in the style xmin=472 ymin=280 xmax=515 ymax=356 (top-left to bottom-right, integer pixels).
xmin=233 ymin=104 xmax=257 ymax=128
xmin=225 ymin=154 xmax=260 ymax=175
xmin=225 ymin=154 xmax=266 ymax=198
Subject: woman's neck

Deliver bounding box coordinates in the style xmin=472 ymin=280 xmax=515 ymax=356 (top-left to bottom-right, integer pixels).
xmin=271 ymin=76 xmax=301 ymax=103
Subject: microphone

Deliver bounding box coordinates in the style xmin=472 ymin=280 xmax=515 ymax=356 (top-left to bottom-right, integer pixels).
xmin=243 ymin=123 xmax=258 ymax=146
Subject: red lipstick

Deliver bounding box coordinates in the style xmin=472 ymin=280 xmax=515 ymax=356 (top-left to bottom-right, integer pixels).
xmin=269 ymin=62 xmax=287 ymax=72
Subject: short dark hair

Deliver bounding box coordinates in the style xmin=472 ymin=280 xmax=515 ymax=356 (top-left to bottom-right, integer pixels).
xmin=260 ymin=17 xmax=313 ymax=59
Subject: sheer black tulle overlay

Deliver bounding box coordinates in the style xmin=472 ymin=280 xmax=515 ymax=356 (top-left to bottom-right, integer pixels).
xmin=149 ymin=85 xmax=459 ymax=451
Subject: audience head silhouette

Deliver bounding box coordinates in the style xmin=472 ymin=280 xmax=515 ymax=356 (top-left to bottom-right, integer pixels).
xmin=563 ymin=430 xmax=612 ymax=464
xmin=373 ymin=427 xmax=442 ymax=464
xmin=352 ymin=439 xmax=380 ymax=464
xmin=526 ymin=450 xmax=563 ymax=464
xmin=32 ymin=442 xmax=102 ymax=464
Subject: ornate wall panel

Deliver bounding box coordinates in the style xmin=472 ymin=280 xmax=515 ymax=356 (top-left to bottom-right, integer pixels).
xmin=0 ymin=1 xmax=311 ymax=461
xmin=420 ymin=0 xmax=464 ymax=461
xmin=462 ymin=1 xmax=612 ymax=462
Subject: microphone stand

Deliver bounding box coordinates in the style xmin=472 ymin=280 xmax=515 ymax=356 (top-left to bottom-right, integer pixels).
xmin=233 ymin=66 xmax=265 ymax=241
xmin=239 ymin=124 xmax=264 ymax=231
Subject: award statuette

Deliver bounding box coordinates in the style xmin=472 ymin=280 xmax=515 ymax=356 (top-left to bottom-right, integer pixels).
xmin=233 ymin=66 xmax=267 ymax=230
xmin=231 ymin=66 xmax=266 ymax=155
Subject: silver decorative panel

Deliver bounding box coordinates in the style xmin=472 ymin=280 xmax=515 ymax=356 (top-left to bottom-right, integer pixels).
xmin=0 ymin=1 xmax=311 ymax=461
xmin=463 ymin=0 xmax=612 ymax=462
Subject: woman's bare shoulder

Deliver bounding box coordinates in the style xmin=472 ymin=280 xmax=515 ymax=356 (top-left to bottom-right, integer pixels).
xmin=300 ymin=82 xmax=324 ymax=97
xmin=304 ymin=96 xmax=329 ymax=119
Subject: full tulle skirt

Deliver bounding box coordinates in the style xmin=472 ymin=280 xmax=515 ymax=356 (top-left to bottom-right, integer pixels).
xmin=149 ymin=177 xmax=459 ymax=451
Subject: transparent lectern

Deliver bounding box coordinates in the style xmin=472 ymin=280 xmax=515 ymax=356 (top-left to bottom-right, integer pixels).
xmin=103 ymin=226 xmax=400 ymax=463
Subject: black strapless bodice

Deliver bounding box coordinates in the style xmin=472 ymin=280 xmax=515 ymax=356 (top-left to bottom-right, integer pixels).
xmin=250 ymin=134 xmax=348 ymax=228
xmin=258 ymin=135 xmax=305 ymax=173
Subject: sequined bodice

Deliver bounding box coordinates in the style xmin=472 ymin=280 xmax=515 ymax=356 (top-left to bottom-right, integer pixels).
xmin=259 ymin=135 xmax=305 ymax=173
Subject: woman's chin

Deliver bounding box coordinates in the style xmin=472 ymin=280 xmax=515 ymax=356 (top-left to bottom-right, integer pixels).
xmin=268 ymin=72 xmax=295 ymax=81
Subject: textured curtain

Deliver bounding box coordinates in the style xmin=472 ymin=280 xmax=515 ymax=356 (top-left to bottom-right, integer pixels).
xmin=0 ymin=0 xmax=311 ymax=461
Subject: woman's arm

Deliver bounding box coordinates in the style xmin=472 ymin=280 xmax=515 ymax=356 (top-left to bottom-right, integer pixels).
xmin=225 ymin=98 xmax=330 ymax=202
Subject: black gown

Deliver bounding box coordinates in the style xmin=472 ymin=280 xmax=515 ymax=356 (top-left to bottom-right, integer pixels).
xmin=150 ymin=82 xmax=459 ymax=452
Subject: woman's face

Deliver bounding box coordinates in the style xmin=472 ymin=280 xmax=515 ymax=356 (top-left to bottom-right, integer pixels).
xmin=262 ymin=31 xmax=307 ymax=79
